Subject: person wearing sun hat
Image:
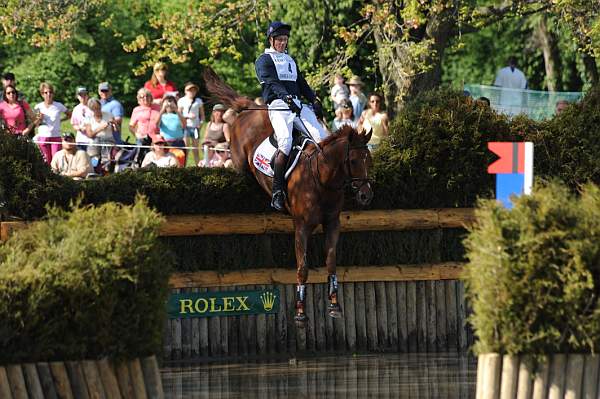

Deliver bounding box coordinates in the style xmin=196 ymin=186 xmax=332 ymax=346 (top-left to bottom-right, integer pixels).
xmin=144 ymin=62 xmax=178 ymax=104
xmin=177 ymin=81 xmax=205 ymax=164
xmin=70 ymin=86 xmax=91 ymax=150
xmin=141 ymin=134 xmax=179 ymax=168
xmin=348 ymin=75 xmax=367 ymax=123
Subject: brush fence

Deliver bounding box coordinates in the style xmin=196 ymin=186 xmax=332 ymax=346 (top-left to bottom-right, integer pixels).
xmin=165 ymin=265 xmax=474 ymax=361
xmin=0 ymin=356 xmax=163 ymax=399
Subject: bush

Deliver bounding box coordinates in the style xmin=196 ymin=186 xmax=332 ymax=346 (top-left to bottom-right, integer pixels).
xmin=464 ymin=181 xmax=600 ymax=355
xmin=0 ymin=130 xmax=78 ymax=219
xmin=524 ymin=87 xmax=600 ymax=187
xmin=370 ymin=87 xmax=526 ymax=209
xmin=0 ymin=197 xmax=174 ymax=363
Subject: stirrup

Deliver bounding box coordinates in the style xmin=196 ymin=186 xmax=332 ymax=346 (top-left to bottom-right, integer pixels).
xmin=271 ymin=190 xmax=286 ymax=211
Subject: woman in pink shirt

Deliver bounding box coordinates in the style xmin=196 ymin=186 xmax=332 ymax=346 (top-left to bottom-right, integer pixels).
xmin=0 ymin=84 xmax=37 ymax=136
xmin=143 ymin=62 xmax=178 ymax=105
xmin=129 ymin=88 xmax=160 ymax=145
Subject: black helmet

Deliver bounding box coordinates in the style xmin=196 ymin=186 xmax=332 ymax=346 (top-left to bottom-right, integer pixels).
xmin=266 ymin=21 xmax=291 ymax=39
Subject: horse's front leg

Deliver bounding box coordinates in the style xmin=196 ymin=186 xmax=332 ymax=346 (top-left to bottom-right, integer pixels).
xmin=324 ymin=216 xmax=342 ymax=318
xmin=294 ymin=221 xmax=312 ymax=327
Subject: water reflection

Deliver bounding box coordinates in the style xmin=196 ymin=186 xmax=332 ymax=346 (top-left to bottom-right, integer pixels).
xmin=161 ymin=353 xmax=476 ymax=398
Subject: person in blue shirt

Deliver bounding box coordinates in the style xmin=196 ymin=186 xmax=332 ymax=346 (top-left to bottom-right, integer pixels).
xmin=98 ymin=82 xmax=125 ymax=144
xmin=254 ymin=21 xmax=328 ymax=212
xmin=158 ymin=96 xmax=186 ymax=149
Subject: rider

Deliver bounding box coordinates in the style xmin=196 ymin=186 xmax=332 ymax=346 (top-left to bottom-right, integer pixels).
xmin=255 ymin=21 xmax=328 ymax=212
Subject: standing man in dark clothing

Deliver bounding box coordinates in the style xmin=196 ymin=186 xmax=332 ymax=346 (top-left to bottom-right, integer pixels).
xmin=254 ymin=21 xmax=328 ymax=212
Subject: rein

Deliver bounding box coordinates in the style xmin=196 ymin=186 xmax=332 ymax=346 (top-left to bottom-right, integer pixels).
xmin=307 ymin=137 xmax=371 ymax=192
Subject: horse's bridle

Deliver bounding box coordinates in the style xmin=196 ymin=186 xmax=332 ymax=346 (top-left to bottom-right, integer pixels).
xmin=308 ymin=138 xmax=372 ymax=192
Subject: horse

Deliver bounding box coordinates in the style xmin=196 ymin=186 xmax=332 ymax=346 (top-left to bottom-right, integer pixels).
xmin=203 ymin=68 xmax=374 ymax=327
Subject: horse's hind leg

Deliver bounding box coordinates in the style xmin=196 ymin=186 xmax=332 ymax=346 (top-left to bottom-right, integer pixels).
xmin=294 ymin=221 xmax=311 ymax=328
xmin=324 ymin=217 xmax=342 ymax=318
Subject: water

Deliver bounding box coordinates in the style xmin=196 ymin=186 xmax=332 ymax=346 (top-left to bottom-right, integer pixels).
xmin=161 ymin=353 xmax=477 ymax=398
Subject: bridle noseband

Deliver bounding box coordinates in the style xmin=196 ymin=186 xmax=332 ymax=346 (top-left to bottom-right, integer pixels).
xmin=308 ymin=138 xmax=372 ymax=192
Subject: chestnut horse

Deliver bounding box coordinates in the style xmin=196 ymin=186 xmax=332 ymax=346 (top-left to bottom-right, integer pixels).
xmin=204 ymin=68 xmax=373 ymax=327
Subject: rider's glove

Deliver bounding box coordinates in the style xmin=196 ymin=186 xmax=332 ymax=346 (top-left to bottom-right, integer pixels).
xmin=312 ymin=99 xmax=324 ymax=120
xmin=284 ymin=95 xmax=301 ymax=116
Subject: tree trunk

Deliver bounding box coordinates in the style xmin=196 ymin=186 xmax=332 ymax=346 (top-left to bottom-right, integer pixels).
xmin=372 ymin=11 xmax=452 ymax=116
xmin=534 ymin=16 xmax=562 ymax=91
xmin=582 ymin=53 xmax=599 ymax=86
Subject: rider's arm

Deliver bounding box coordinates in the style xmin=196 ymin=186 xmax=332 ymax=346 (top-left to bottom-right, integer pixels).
xmin=255 ymin=54 xmax=290 ymax=102
xmin=296 ymin=69 xmax=316 ymax=104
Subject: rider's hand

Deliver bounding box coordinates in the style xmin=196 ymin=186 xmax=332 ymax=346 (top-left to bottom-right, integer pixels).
xmin=284 ymin=95 xmax=301 ymax=116
xmin=312 ymin=100 xmax=324 ymax=120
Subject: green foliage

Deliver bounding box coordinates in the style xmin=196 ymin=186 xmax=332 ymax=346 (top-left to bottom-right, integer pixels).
xmin=0 ymin=130 xmax=77 ymax=220
xmin=527 ymin=87 xmax=600 ymax=187
xmin=464 ymin=181 xmax=600 ymax=354
xmin=0 ymin=198 xmax=174 ymax=363
xmin=370 ymin=87 xmax=523 ymax=209
xmin=164 ymin=228 xmax=466 ymax=273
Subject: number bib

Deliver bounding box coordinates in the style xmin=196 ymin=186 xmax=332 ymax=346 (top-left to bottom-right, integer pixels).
xmin=266 ymin=50 xmax=297 ymax=82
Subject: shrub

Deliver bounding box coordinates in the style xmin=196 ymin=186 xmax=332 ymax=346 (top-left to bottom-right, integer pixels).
xmin=0 ymin=197 xmax=174 ymax=363
xmin=0 ymin=130 xmax=77 ymax=219
xmin=371 ymin=87 xmax=526 ymax=209
xmin=524 ymin=87 xmax=600 ymax=187
xmin=464 ymin=181 xmax=600 ymax=355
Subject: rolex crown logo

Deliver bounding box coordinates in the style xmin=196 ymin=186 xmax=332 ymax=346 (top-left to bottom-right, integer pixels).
xmin=260 ymin=291 xmax=276 ymax=311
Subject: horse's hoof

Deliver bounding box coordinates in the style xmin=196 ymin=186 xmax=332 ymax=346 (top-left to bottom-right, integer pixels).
xmin=328 ymin=303 xmax=343 ymax=319
xmin=295 ymin=313 xmax=308 ymax=328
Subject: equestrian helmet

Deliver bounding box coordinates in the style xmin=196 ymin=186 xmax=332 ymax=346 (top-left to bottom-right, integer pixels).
xmin=267 ymin=21 xmax=291 ymax=39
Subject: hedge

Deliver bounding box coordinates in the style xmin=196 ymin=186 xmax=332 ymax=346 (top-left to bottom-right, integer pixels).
xmin=464 ymin=181 xmax=600 ymax=355
xmin=0 ymin=198 xmax=174 ymax=364
xmin=4 ymin=86 xmax=600 ymax=219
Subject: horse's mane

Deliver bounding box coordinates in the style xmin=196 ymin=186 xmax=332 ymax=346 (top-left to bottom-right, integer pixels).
xmin=320 ymin=125 xmax=356 ymax=147
xmin=203 ymin=67 xmax=254 ymax=111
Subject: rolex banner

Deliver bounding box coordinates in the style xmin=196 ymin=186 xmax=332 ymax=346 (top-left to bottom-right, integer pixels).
xmin=168 ymin=288 xmax=280 ymax=318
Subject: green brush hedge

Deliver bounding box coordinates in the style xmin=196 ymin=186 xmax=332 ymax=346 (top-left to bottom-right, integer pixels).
xmin=0 ymin=198 xmax=174 ymax=364
xmin=464 ymin=181 xmax=600 ymax=355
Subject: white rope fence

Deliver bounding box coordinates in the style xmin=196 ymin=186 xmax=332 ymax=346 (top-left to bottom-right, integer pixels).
xmin=30 ymin=138 xmax=231 ymax=152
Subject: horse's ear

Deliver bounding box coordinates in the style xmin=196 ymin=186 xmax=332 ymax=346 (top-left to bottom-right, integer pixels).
xmin=363 ymin=128 xmax=372 ymax=144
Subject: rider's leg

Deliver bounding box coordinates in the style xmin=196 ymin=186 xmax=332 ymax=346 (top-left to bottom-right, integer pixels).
xmin=268 ymin=99 xmax=293 ymax=211
xmin=295 ymin=105 xmax=329 ymax=142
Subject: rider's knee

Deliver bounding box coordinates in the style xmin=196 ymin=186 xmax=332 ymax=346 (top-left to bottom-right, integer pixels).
xmin=278 ymin=138 xmax=292 ymax=156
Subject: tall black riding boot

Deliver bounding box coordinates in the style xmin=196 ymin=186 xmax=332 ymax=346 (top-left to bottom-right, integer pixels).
xmin=271 ymin=150 xmax=289 ymax=212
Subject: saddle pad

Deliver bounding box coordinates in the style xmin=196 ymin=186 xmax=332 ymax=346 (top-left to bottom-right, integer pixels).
xmin=253 ymin=136 xmax=313 ymax=179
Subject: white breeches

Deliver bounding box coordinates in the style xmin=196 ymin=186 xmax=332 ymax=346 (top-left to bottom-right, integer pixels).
xmin=268 ymin=98 xmax=328 ymax=156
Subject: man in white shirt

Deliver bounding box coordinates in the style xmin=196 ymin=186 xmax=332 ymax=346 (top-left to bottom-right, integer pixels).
xmin=50 ymin=133 xmax=93 ymax=179
xmin=494 ymin=57 xmax=528 ymax=116
xmin=494 ymin=57 xmax=527 ymax=89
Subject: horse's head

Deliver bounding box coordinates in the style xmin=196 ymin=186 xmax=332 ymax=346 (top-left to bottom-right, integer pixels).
xmin=346 ymin=127 xmax=373 ymax=206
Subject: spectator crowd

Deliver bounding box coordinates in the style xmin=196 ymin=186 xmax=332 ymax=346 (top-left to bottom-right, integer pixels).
xmin=0 ymin=64 xmax=389 ymax=179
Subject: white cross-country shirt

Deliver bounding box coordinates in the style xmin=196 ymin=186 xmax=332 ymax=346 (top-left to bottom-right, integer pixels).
xmin=494 ymin=67 xmax=527 ymax=89
xmin=265 ymin=48 xmax=297 ymax=82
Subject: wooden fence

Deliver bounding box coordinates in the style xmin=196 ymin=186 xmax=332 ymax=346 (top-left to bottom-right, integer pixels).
xmin=0 ymin=356 xmax=163 ymax=399
xmin=476 ymin=353 xmax=600 ymax=399
xmin=165 ymin=270 xmax=474 ymax=361
xmin=0 ymin=208 xmax=475 ymax=241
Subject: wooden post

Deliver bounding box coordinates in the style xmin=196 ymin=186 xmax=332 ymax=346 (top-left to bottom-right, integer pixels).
xmin=531 ymin=356 xmax=550 ymax=399
xmin=0 ymin=366 xmax=14 ymax=399
xmin=22 ymin=364 xmax=44 ymax=399
xmin=128 ymin=359 xmax=148 ymax=399
xmin=49 ymin=362 xmax=74 ymax=399
xmin=564 ymin=354 xmax=584 ymax=399
xmin=140 ymin=356 xmax=164 ymax=399
xmin=582 ymin=354 xmax=599 ymax=398
xmin=96 ymin=359 xmax=121 ymax=399
xmin=548 ymin=354 xmax=567 ymax=399
xmin=114 ymin=362 xmax=135 ymax=399
xmin=479 ymin=353 xmax=502 ymax=399
xmin=6 ymin=365 xmax=28 ymax=399
xmin=81 ymin=361 xmax=106 ymax=399
xmin=516 ymin=356 xmax=534 ymax=399
xmin=35 ymin=363 xmax=58 ymax=399
xmin=343 ymin=282 xmax=356 ymax=352
xmin=499 ymin=355 xmax=519 ymax=399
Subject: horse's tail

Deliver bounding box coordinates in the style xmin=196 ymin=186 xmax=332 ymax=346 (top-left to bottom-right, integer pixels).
xmin=203 ymin=67 xmax=254 ymax=111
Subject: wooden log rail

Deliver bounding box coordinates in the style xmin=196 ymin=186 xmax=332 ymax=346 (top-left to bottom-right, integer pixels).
xmin=0 ymin=356 xmax=163 ymax=399
xmin=0 ymin=208 xmax=476 ymax=241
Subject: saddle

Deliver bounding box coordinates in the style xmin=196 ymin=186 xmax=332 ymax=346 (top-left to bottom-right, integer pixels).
xmin=253 ymin=128 xmax=315 ymax=179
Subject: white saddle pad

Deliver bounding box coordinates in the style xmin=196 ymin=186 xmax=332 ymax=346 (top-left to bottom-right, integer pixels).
xmin=253 ymin=136 xmax=313 ymax=179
